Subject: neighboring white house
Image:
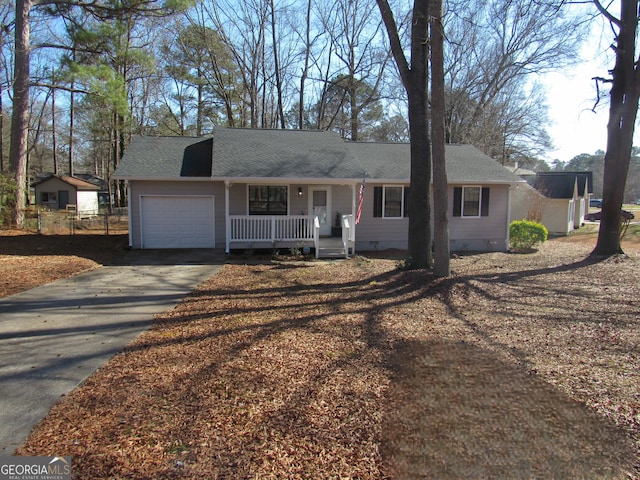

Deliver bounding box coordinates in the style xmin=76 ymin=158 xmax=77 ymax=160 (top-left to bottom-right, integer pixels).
xmin=113 ymin=128 xmax=525 ymax=255
xmin=33 ymin=174 xmax=100 ymax=217
xmin=510 ymin=172 xmax=593 ymax=235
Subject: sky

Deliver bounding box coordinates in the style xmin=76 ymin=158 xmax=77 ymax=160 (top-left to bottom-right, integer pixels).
xmin=542 ymin=6 xmax=640 ymax=165
xmin=544 ymin=64 xmax=609 ymax=163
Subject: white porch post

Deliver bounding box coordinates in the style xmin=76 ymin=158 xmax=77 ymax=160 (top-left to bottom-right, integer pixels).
xmin=225 ymin=180 xmax=231 ymax=253
xmin=126 ymin=180 xmax=133 ymax=248
xmin=506 ymin=184 xmax=512 ymax=251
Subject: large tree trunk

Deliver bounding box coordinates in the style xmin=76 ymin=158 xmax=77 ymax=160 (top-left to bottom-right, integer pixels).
xmin=9 ymin=0 xmax=31 ymax=227
xmin=430 ymin=0 xmax=450 ymax=277
xmin=406 ymin=0 xmax=432 ymax=268
xmin=377 ymin=0 xmax=433 ymax=269
xmin=407 ymin=90 xmax=433 ymax=268
xmin=592 ymin=0 xmax=639 ymax=256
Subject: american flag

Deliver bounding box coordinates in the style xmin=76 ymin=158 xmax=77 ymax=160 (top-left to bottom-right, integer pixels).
xmin=355 ymin=177 xmax=365 ymax=224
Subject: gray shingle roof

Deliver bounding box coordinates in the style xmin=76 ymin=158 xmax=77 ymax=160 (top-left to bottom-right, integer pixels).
xmin=212 ymin=128 xmax=362 ymax=178
xmin=115 ymin=136 xmax=213 ymax=178
xmin=114 ymin=128 xmax=524 ymax=185
xmin=532 ymin=172 xmax=593 ymax=198
xmin=346 ymin=142 xmax=522 ymax=183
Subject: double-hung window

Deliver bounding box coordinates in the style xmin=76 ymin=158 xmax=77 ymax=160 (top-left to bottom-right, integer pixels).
xmin=373 ymin=186 xmax=409 ymax=218
xmin=453 ymin=186 xmax=490 ymax=217
xmin=248 ymin=185 xmax=288 ymax=215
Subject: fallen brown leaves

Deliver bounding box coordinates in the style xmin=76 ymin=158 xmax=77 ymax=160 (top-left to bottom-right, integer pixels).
xmin=13 ymin=239 xmax=640 ymax=478
xmin=0 ymin=230 xmax=127 ymax=298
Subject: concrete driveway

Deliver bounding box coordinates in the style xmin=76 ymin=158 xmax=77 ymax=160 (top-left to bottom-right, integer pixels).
xmin=0 ymin=249 xmax=224 ymax=454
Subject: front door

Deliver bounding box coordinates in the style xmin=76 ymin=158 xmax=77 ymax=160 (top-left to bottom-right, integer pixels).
xmin=310 ymin=187 xmax=332 ymax=236
xmin=58 ymin=190 xmax=70 ymax=210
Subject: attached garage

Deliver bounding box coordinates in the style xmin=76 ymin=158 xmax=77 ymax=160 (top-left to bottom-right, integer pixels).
xmin=140 ymin=195 xmax=215 ymax=248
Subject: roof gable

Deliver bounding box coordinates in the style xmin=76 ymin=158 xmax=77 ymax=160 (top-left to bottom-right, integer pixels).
xmin=117 ymin=136 xmax=213 ymax=178
xmin=533 ymin=172 xmax=593 ymax=199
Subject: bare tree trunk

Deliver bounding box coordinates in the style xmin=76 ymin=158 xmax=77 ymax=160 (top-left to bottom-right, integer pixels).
xmin=9 ymin=0 xmax=31 ymax=227
xmin=377 ymin=0 xmax=433 ymax=269
xmin=270 ymin=0 xmax=285 ymax=128
xmin=430 ymin=0 xmax=450 ymax=277
xmin=196 ymin=80 xmax=203 ymax=136
xmin=299 ymin=0 xmax=312 ymax=129
xmin=0 ymin=87 xmax=5 ymax=172
xmin=69 ymin=86 xmax=75 ymax=176
xmin=350 ymin=79 xmax=358 ymax=141
xmin=592 ymin=0 xmax=640 ymax=256
xmin=51 ymin=86 xmax=58 ymax=175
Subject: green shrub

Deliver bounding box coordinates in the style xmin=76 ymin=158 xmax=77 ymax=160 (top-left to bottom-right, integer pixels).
xmin=509 ymin=220 xmax=548 ymax=251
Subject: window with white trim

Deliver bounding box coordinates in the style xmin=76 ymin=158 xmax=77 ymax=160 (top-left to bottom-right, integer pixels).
xmin=453 ymin=186 xmax=490 ymax=217
xmin=248 ymin=185 xmax=288 ymax=215
xmin=373 ymin=186 xmax=409 ymax=218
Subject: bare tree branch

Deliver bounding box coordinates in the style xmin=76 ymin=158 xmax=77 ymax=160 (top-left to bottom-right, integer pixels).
xmin=375 ymin=0 xmax=410 ymax=89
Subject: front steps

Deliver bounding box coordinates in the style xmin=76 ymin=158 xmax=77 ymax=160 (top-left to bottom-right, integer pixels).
xmin=316 ymin=238 xmax=351 ymax=259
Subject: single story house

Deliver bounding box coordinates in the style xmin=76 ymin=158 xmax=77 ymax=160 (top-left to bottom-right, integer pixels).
xmin=510 ymin=171 xmax=593 ymax=235
xmin=113 ymin=128 xmax=524 ymax=256
xmin=33 ymin=174 xmax=100 ymax=216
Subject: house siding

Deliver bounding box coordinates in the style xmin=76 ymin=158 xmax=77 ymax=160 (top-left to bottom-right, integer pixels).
xmin=228 ymin=182 xmax=354 ymax=221
xmin=354 ymin=182 xmax=409 ymax=251
xmin=229 ymin=184 xmax=246 ymax=215
xmin=449 ymin=184 xmax=510 ymax=251
xmin=76 ymin=191 xmax=99 ymax=216
xmin=128 ymin=180 xmax=226 ymax=249
xmin=355 ymin=183 xmax=510 ymax=252
xmin=510 ymin=183 xmax=578 ymax=236
xmin=332 ymin=185 xmax=355 ymax=220
xmin=127 ymin=180 xmax=512 ymax=252
xmin=541 ymin=198 xmax=575 ymax=235
xmin=34 ymin=178 xmax=76 ymax=210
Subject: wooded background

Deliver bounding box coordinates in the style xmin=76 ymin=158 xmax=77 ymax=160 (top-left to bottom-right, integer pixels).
xmin=0 ymin=0 xmax=638 ymax=210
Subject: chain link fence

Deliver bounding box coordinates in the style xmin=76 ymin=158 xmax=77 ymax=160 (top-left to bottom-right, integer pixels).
xmin=22 ymin=208 xmax=128 ymax=235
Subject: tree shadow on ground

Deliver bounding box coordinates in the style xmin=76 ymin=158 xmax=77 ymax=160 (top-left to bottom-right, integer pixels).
xmin=16 ymin=253 xmax=637 ymax=478
xmin=383 ymin=338 xmax=633 ymax=479
xmin=0 ymin=231 xmax=128 ymax=264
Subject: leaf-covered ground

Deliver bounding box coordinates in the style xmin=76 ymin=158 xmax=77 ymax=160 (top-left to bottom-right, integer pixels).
xmin=13 ymin=238 xmax=640 ymax=479
xmin=0 ymin=231 xmax=128 ymax=298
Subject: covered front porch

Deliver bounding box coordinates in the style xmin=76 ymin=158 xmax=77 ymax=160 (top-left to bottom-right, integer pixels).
xmin=226 ymin=214 xmax=355 ymax=258
xmin=224 ymin=181 xmax=358 ymax=258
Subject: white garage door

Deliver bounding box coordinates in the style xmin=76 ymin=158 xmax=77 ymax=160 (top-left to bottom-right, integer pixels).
xmin=141 ymin=195 xmax=215 ymax=248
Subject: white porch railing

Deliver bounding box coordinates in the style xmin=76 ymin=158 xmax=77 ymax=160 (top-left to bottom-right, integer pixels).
xmin=228 ymin=214 xmax=355 ymax=259
xmin=314 ymin=216 xmax=320 ymax=258
xmin=229 ymin=215 xmax=315 ymax=243
xmin=341 ymin=214 xmax=354 ymax=258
